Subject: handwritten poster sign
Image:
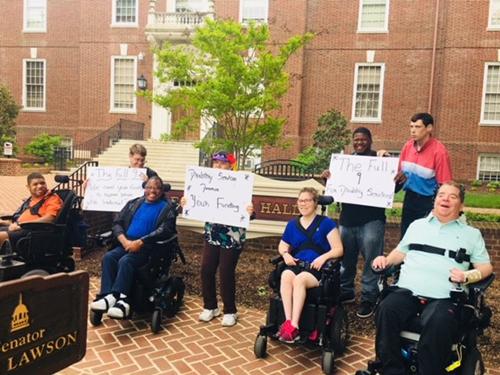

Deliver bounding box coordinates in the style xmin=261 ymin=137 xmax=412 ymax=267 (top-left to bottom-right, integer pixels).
xmin=82 ymin=167 xmax=146 ymax=212
xmin=325 ymin=154 xmax=399 ymax=208
xmin=183 ymin=166 xmax=254 ymax=228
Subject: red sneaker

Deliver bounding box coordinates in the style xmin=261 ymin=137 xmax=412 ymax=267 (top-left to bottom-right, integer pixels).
xmin=279 ymin=323 xmax=299 ymax=343
xmin=308 ymin=329 xmax=319 ymax=342
xmin=278 ymin=320 xmax=292 ymax=338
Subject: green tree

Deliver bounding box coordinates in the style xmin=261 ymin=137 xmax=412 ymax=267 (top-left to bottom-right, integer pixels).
xmin=149 ymin=18 xmax=314 ymax=169
xmin=24 ymin=133 xmax=62 ymax=163
xmin=0 ymin=85 xmax=21 ymax=149
xmin=295 ymin=109 xmax=351 ymax=171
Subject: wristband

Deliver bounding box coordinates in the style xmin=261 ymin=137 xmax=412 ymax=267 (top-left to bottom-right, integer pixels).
xmin=463 ymin=269 xmax=482 ymax=284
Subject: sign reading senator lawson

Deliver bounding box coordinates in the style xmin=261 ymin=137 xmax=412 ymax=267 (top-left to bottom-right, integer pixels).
xmin=0 ymin=271 xmax=88 ymax=375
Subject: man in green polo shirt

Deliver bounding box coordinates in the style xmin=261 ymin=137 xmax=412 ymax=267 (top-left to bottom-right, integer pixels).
xmin=371 ymin=181 xmax=492 ymax=375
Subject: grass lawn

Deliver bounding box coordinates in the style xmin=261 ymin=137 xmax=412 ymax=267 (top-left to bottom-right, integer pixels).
xmin=394 ymin=191 xmax=500 ymax=209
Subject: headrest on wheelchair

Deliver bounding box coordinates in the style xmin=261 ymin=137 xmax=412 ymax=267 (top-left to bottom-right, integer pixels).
xmin=318 ymin=195 xmax=334 ymax=206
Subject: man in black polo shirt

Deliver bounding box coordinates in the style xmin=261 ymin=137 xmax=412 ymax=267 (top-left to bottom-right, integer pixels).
xmin=323 ymin=128 xmax=386 ymax=318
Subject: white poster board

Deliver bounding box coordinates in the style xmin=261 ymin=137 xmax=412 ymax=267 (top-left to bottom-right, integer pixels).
xmin=183 ymin=166 xmax=254 ymax=228
xmin=325 ymin=154 xmax=399 ymax=208
xmin=82 ymin=167 xmax=146 ymax=212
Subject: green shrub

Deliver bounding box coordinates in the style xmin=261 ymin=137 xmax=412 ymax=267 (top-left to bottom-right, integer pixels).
xmin=465 ymin=212 xmax=500 ymax=222
xmin=470 ymin=179 xmax=482 ymax=187
xmin=24 ymin=133 xmax=62 ymax=163
xmin=486 ymin=181 xmax=499 ymax=191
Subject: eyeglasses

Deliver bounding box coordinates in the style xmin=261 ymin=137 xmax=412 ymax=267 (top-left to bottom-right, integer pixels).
xmin=297 ymin=198 xmax=314 ymax=204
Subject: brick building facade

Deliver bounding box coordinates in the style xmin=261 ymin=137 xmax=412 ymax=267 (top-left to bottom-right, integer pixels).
xmin=0 ymin=0 xmax=499 ymax=180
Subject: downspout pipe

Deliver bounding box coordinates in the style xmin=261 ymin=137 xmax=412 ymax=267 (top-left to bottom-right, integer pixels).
xmin=427 ymin=0 xmax=440 ymax=113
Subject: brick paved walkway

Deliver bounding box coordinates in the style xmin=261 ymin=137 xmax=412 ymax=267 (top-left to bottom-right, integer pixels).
xmin=57 ymin=278 xmax=376 ymax=375
xmin=55 ymin=278 xmax=499 ymax=375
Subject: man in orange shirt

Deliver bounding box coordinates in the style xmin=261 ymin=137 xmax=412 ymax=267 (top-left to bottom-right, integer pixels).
xmin=0 ymin=173 xmax=63 ymax=250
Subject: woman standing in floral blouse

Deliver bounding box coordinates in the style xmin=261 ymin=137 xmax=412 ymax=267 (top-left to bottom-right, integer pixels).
xmin=182 ymin=151 xmax=254 ymax=327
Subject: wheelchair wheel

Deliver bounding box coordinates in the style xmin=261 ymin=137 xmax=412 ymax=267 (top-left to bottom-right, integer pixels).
xmin=21 ymin=269 xmax=50 ymax=278
xmin=460 ymin=348 xmax=484 ymax=375
xmin=89 ymin=310 xmax=103 ymax=326
xmin=321 ymin=350 xmax=335 ymax=375
xmin=330 ymin=305 xmax=348 ymax=354
xmin=254 ymin=334 xmax=267 ymax=358
xmin=151 ymin=309 xmax=162 ymax=334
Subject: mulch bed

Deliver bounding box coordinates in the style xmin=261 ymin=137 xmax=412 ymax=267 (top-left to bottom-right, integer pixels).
xmin=78 ymin=244 xmax=499 ymax=367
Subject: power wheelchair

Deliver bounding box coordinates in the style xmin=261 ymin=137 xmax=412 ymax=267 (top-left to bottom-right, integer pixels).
xmin=0 ymin=175 xmax=81 ymax=281
xmin=89 ymin=189 xmax=186 ymax=334
xmin=356 ymin=267 xmax=495 ymax=375
xmin=253 ymin=196 xmax=349 ymax=375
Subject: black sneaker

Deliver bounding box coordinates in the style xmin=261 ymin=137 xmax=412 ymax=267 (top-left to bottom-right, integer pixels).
xmin=356 ymin=301 xmax=374 ymax=318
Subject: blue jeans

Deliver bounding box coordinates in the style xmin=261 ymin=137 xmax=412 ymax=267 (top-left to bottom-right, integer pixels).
xmin=340 ymin=220 xmax=385 ymax=304
xmin=100 ymin=246 xmax=151 ymax=296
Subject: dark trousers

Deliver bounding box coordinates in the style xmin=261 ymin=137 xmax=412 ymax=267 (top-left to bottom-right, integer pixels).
xmin=0 ymin=226 xmax=30 ymax=253
xmin=400 ymin=190 xmax=433 ymax=239
xmin=201 ymin=242 xmax=241 ymax=314
xmin=375 ymin=289 xmax=459 ymax=375
xmin=100 ymin=246 xmax=151 ymax=297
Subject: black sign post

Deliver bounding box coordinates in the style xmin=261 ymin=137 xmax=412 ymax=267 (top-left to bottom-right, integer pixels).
xmin=0 ymin=271 xmax=89 ymax=375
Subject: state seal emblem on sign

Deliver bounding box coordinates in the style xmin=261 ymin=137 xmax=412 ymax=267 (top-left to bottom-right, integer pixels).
xmin=11 ymin=294 xmax=30 ymax=332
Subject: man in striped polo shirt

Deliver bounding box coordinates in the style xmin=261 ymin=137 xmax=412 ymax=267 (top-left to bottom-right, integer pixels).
xmin=396 ymin=112 xmax=452 ymax=238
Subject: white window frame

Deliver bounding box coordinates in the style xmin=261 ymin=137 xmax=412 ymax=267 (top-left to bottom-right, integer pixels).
xmin=488 ymin=0 xmax=500 ymax=30
xmin=351 ymin=63 xmax=385 ymax=123
xmin=480 ymin=62 xmax=500 ymax=126
xmin=110 ymin=56 xmax=137 ymax=114
xmin=239 ymin=0 xmax=269 ymax=24
xmin=23 ymin=0 xmax=47 ymax=33
xmin=22 ymin=59 xmax=47 ymax=112
xmin=111 ymin=0 xmax=139 ymax=28
xmin=477 ymin=154 xmax=500 ymax=181
xmin=357 ymin=0 xmax=389 ymax=33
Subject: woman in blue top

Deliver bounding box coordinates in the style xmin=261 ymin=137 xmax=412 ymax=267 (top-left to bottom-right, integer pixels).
xmin=278 ymin=187 xmax=343 ymax=343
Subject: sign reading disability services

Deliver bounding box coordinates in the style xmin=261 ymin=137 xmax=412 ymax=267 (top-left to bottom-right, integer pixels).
xmin=325 ymin=154 xmax=399 ymax=209
xmin=183 ymin=166 xmax=254 ymax=228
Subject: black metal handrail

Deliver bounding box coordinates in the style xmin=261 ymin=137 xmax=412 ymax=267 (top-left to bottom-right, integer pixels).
xmin=53 ymin=161 xmax=98 ymax=204
xmin=54 ymin=119 xmax=144 ymax=170
xmin=254 ymin=159 xmax=316 ymax=181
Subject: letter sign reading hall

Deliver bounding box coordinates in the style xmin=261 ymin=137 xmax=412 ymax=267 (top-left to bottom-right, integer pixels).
xmin=0 ymin=271 xmax=88 ymax=375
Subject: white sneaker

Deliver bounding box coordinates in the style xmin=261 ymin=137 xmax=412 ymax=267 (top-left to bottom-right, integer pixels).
xmin=90 ymin=294 xmax=116 ymax=312
xmin=107 ymin=298 xmax=130 ymax=319
xmin=221 ymin=313 xmax=237 ymax=327
xmin=198 ymin=308 xmax=221 ymax=322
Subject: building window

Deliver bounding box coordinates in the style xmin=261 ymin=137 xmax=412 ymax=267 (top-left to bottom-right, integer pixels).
xmin=357 ymin=0 xmax=389 ymax=33
xmin=481 ymin=63 xmax=500 ymax=124
xmin=240 ymin=0 xmax=268 ymax=23
xmin=112 ymin=0 xmax=138 ymax=27
xmin=352 ymin=63 xmax=385 ymax=122
xmin=175 ymin=0 xmax=209 ymax=12
xmin=23 ymin=59 xmax=46 ymax=111
xmin=110 ymin=57 xmax=137 ymax=113
xmin=478 ymin=154 xmax=500 ymax=181
xmin=24 ymin=0 xmax=47 ymax=32
xmin=489 ymin=0 xmax=500 ymax=29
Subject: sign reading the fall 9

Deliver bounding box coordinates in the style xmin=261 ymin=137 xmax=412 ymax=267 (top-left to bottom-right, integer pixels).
xmin=183 ymin=166 xmax=254 ymax=228
xmin=325 ymin=154 xmax=399 ymax=209
xmin=0 ymin=271 xmax=89 ymax=375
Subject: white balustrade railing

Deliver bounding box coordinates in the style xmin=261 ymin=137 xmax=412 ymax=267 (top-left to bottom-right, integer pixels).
xmin=152 ymin=12 xmax=213 ymax=26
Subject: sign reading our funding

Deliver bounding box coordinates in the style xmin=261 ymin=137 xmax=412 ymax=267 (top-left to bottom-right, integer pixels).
xmin=325 ymin=154 xmax=399 ymax=208
xmin=183 ymin=166 xmax=254 ymax=228
xmin=82 ymin=167 xmax=146 ymax=212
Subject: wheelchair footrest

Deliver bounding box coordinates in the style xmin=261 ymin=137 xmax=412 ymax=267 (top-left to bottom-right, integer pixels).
xmin=259 ymin=324 xmax=278 ymax=337
xmin=0 ymin=260 xmax=26 ymax=281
